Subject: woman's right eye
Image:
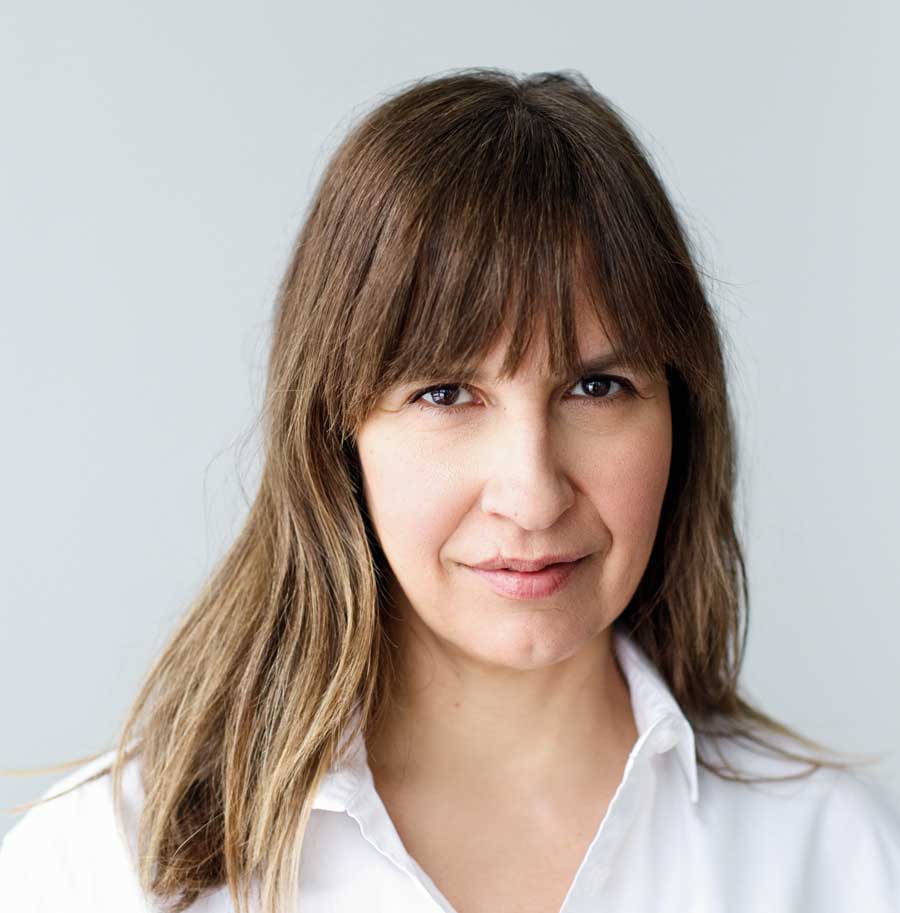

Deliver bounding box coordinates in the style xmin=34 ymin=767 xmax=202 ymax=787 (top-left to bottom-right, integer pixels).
xmin=411 ymin=384 xmax=473 ymax=413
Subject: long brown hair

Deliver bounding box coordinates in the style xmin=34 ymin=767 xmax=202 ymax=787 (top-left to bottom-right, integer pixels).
xmin=4 ymin=67 xmax=881 ymax=913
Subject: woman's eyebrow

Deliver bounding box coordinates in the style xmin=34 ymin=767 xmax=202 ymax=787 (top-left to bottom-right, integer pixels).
xmin=473 ymin=350 xmax=638 ymax=382
xmin=572 ymin=350 xmax=637 ymax=375
xmin=408 ymin=350 xmax=639 ymax=387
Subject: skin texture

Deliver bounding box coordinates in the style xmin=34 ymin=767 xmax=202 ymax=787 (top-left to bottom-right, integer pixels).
xmin=355 ymin=296 xmax=673 ymax=893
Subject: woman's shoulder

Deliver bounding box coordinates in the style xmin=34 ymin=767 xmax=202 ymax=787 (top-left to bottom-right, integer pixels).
xmin=0 ymin=747 xmax=152 ymax=911
xmin=694 ymin=722 xmax=900 ymax=908
xmin=695 ymin=718 xmax=900 ymax=810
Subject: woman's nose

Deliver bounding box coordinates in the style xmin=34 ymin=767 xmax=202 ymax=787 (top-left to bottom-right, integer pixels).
xmin=477 ymin=421 xmax=576 ymax=530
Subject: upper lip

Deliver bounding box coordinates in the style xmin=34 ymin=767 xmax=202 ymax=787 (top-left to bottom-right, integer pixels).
xmin=468 ymin=553 xmax=588 ymax=572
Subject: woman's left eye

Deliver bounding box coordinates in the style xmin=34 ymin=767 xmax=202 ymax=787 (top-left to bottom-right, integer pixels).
xmin=409 ymin=374 xmax=636 ymax=415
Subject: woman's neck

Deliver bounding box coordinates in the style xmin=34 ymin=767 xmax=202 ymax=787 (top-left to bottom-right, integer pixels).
xmin=364 ymin=623 xmax=638 ymax=802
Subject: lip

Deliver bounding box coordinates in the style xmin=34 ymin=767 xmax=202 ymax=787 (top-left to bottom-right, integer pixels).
xmin=469 ymin=553 xmax=588 ymax=572
xmin=466 ymin=557 xmax=586 ymax=600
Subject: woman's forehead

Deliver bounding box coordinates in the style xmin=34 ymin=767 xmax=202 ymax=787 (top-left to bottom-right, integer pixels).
xmin=466 ymin=310 xmax=621 ymax=378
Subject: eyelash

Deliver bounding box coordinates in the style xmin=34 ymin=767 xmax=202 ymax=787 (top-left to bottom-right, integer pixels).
xmin=409 ymin=374 xmax=637 ymax=416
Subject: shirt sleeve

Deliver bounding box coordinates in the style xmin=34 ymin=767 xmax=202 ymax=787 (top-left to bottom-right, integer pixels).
xmin=0 ymin=773 xmax=151 ymax=912
xmin=806 ymin=768 xmax=900 ymax=912
xmin=0 ymin=808 xmax=81 ymax=912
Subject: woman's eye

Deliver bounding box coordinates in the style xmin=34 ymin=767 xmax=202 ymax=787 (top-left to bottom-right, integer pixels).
xmin=572 ymin=375 xmax=624 ymax=400
xmin=416 ymin=384 xmax=475 ymax=410
xmin=410 ymin=374 xmax=635 ymax=415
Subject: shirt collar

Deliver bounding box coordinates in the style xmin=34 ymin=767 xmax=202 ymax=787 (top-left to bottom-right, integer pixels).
xmin=611 ymin=626 xmax=699 ymax=803
xmin=312 ymin=625 xmax=699 ymax=811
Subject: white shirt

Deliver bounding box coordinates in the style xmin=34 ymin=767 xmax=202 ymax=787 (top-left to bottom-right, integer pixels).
xmin=2 ymin=628 xmax=899 ymax=912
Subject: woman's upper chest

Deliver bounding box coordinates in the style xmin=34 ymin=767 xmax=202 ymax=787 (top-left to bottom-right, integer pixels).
xmin=371 ymin=772 xmax=620 ymax=913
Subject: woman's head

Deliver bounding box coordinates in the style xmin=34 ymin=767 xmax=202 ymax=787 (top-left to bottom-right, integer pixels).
xmin=265 ymin=67 xmax=732 ymax=700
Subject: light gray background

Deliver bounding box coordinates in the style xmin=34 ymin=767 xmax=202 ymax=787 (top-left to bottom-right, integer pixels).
xmin=2 ymin=0 xmax=898 ymax=841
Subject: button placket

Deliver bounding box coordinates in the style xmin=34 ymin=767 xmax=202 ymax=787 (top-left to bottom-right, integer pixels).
xmin=574 ymin=746 xmax=654 ymax=900
xmin=568 ymin=718 xmax=679 ymax=905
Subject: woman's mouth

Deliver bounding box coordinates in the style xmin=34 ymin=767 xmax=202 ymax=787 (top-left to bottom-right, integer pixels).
xmin=466 ymin=557 xmax=585 ymax=600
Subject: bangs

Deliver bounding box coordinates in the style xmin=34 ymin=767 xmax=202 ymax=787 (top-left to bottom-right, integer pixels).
xmin=323 ymin=76 xmax=681 ymax=440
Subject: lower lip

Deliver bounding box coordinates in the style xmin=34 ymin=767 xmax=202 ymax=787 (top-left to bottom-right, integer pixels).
xmin=466 ymin=558 xmax=585 ymax=600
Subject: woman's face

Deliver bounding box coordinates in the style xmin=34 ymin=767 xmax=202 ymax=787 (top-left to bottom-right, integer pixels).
xmin=356 ymin=301 xmax=672 ymax=673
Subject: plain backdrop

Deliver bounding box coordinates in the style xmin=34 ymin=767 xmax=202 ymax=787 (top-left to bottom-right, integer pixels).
xmin=2 ymin=0 xmax=898 ymax=841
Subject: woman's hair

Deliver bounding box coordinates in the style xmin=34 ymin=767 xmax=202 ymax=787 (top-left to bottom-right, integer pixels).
xmin=6 ymin=67 xmax=882 ymax=913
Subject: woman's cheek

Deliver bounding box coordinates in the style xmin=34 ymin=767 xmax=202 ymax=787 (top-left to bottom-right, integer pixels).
xmin=360 ymin=435 xmax=458 ymax=569
xmin=584 ymin=406 xmax=672 ymax=596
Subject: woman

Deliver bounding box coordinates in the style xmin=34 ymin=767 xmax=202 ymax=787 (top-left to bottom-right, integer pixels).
xmin=2 ymin=68 xmax=898 ymax=913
